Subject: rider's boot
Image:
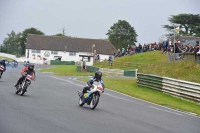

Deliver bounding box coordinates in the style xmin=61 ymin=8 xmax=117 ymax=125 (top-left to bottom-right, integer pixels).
xmin=14 ymin=83 xmax=18 ymax=87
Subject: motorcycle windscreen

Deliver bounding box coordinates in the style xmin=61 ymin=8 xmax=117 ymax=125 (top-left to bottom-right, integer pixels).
xmin=83 ymin=92 xmax=91 ymax=101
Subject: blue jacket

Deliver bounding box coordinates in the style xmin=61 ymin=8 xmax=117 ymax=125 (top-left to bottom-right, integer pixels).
xmin=88 ymin=76 xmax=105 ymax=88
xmin=0 ymin=61 xmax=6 ymax=68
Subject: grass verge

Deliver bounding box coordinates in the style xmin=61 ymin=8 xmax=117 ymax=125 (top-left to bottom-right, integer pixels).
xmin=79 ymin=78 xmax=200 ymax=115
xmin=0 ymin=56 xmax=13 ymax=62
xmin=40 ymin=65 xmax=94 ymax=76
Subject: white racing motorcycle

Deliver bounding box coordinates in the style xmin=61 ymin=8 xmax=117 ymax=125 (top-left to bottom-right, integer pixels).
xmin=78 ymin=81 xmax=104 ymax=110
xmin=15 ymin=73 xmax=33 ymax=96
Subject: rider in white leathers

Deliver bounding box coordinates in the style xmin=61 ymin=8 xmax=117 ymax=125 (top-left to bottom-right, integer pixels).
xmin=81 ymin=71 xmax=105 ymax=98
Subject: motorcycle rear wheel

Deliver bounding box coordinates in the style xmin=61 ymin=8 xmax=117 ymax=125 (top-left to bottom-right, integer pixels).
xmin=20 ymin=89 xmax=25 ymax=96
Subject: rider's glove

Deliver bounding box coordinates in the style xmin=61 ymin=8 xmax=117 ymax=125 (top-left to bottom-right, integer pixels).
xmin=22 ymin=72 xmax=27 ymax=76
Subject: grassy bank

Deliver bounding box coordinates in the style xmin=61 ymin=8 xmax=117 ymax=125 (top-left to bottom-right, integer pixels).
xmin=79 ymin=78 xmax=200 ymax=115
xmin=94 ymin=51 xmax=200 ymax=83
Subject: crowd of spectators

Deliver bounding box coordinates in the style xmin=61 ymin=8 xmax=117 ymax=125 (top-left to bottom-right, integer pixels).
xmin=110 ymin=39 xmax=200 ymax=63
xmin=94 ymin=54 xmax=100 ymax=61
xmin=113 ymin=42 xmax=163 ymax=58
xmin=94 ymin=38 xmax=200 ymax=64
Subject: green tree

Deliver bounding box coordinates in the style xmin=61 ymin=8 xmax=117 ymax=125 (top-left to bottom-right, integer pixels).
xmin=162 ymin=14 xmax=200 ymax=37
xmin=106 ymin=20 xmax=137 ymax=49
xmin=54 ymin=33 xmax=64 ymax=36
xmin=20 ymin=27 xmax=44 ymax=55
xmin=2 ymin=30 xmax=22 ymax=54
xmin=3 ymin=30 xmax=21 ymax=46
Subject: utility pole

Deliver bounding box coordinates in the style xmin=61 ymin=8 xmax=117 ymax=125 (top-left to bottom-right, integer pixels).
xmin=61 ymin=27 xmax=66 ymax=36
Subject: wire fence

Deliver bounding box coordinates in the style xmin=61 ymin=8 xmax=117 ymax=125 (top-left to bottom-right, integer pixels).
xmin=94 ymin=59 xmax=142 ymax=70
xmin=167 ymin=53 xmax=200 ymax=63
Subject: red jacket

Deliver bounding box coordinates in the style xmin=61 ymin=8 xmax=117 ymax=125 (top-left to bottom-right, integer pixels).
xmin=21 ymin=67 xmax=35 ymax=79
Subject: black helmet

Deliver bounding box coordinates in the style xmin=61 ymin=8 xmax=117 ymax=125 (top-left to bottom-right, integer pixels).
xmin=95 ymin=71 xmax=102 ymax=81
xmin=1 ymin=58 xmax=5 ymax=63
xmin=28 ymin=63 xmax=34 ymax=70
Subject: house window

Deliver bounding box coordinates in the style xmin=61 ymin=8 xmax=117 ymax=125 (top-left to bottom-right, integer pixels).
xmin=31 ymin=50 xmax=41 ymax=53
xmin=51 ymin=51 xmax=58 ymax=55
xmin=69 ymin=52 xmax=76 ymax=56
xmin=82 ymin=57 xmax=90 ymax=62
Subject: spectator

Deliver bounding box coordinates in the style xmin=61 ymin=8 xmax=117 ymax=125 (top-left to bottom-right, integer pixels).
xmin=182 ymin=45 xmax=189 ymax=53
xmin=149 ymin=44 xmax=152 ymax=51
xmin=146 ymin=44 xmax=149 ymax=51
xmin=173 ymin=43 xmax=182 ymax=60
xmin=154 ymin=42 xmax=157 ymax=50
xmin=108 ymin=55 xmax=114 ymax=66
xmin=188 ymin=44 xmax=194 ymax=53
xmin=139 ymin=44 xmax=142 ymax=53
xmin=143 ymin=44 xmax=147 ymax=52
xmin=169 ymin=40 xmax=172 ymax=46
xmin=194 ymin=42 xmax=199 ymax=55
xmin=122 ymin=48 xmax=126 ymax=56
xmin=151 ymin=43 xmax=154 ymax=51
xmin=94 ymin=54 xmax=97 ymax=61
xmin=116 ymin=49 xmax=121 ymax=57
xmin=97 ymin=54 xmax=100 ymax=61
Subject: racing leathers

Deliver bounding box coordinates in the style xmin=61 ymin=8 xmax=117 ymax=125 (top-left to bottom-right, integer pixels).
xmin=82 ymin=76 xmax=105 ymax=95
xmin=15 ymin=67 xmax=35 ymax=87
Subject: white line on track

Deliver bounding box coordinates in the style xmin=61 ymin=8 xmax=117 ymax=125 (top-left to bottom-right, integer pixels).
xmin=148 ymin=106 xmax=183 ymax=116
xmin=50 ymin=76 xmax=200 ymax=118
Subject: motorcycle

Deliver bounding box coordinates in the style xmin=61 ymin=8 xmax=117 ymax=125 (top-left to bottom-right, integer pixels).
xmin=24 ymin=61 xmax=30 ymax=67
xmin=15 ymin=72 xmax=33 ymax=96
xmin=0 ymin=65 xmax=5 ymax=78
xmin=11 ymin=61 xmax=18 ymax=67
xmin=78 ymin=81 xmax=103 ymax=110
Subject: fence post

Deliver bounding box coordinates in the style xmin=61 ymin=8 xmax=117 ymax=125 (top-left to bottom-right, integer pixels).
xmin=135 ymin=69 xmax=138 ymax=79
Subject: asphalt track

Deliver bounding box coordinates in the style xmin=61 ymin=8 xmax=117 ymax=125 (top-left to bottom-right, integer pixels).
xmin=0 ymin=64 xmax=200 ymax=133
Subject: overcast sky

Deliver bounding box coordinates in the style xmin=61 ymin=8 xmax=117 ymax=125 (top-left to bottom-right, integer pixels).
xmin=0 ymin=0 xmax=199 ymax=45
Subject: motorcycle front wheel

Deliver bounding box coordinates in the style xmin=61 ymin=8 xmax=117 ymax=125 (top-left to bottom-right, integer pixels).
xmin=79 ymin=98 xmax=85 ymax=106
xmin=90 ymin=95 xmax=99 ymax=110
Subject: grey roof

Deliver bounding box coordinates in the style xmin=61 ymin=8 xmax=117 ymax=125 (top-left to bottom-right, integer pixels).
xmin=26 ymin=34 xmax=117 ymax=55
xmin=180 ymin=36 xmax=200 ymax=41
xmin=182 ymin=40 xmax=197 ymax=47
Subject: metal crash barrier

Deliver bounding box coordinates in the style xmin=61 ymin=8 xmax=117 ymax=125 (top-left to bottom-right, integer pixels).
xmin=137 ymin=73 xmax=200 ymax=103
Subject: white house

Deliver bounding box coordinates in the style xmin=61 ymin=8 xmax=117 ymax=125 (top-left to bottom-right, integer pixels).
xmin=25 ymin=34 xmax=117 ymax=65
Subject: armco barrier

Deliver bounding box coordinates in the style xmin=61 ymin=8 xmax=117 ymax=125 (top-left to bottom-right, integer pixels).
xmin=76 ymin=66 xmax=82 ymax=72
xmin=86 ymin=66 xmax=99 ymax=72
xmin=137 ymin=73 xmax=200 ymax=103
xmin=50 ymin=60 xmax=75 ymax=65
xmin=124 ymin=69 xmax=138 ymax=77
